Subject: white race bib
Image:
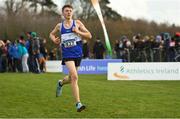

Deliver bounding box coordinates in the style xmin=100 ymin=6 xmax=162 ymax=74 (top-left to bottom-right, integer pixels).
xmin=61 ymin=33 xmax=81 ymax=48
xmin=63 ymin=39 xmax=77 ymax=48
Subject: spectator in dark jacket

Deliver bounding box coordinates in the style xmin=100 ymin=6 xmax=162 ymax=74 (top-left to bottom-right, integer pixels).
xmin=93 ymin=38 xmax=105 ymax=59
xmin=82 ymin=40 xmax=89 ymax=59
xmin=0 ymin=40 xmax=5 ymax=72
xmin=114 ymin=39 xmax=125 ymax=59
xmin=8 ymin=41 xmax=22 ymax=72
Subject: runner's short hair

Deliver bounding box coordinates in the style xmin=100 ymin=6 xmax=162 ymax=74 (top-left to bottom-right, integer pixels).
xmin=62 ymin=4 xmax=73 ymax=11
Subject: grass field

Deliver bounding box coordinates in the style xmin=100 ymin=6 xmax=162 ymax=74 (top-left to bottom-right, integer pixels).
xmin=0 ymin=73 xmax=180 ymax=118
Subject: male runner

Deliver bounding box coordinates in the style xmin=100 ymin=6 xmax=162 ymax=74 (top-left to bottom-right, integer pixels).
xmin=49 ymin=4 xmax=92 ymax=112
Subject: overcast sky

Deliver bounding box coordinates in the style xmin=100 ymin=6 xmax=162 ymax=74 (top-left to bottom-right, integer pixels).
xmin=1 ymin=0 xmax=180 ymax=26
xmin=53 ymin=0 xmax=180 ymax=26
xmin=108 ymin=0 xmax=180 ymax=26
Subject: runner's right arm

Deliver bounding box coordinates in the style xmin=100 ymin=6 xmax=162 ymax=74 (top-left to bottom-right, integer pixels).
xmin=49 ymin=23 xmax=61 ymax=45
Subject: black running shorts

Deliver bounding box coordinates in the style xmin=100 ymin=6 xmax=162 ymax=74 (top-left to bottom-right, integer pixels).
xmin=62 ymin=58 xmax=82 ymax=67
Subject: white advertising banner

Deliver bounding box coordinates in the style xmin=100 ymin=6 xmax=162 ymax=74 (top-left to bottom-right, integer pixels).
xmin=46 ymin=61 xmax=62 ymax=72
xmin=108 ymin=63 xmax=180 ymax=80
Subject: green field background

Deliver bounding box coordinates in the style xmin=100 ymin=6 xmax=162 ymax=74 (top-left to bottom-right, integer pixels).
xmin=0 ymin=73 xmax=180 ymax=118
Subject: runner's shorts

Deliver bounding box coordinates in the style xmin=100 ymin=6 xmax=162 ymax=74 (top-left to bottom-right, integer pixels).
xmin=62 ymin=57 xmax=82 ymax=67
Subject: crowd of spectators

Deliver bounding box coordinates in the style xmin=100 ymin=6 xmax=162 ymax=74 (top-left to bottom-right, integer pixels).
xmin=0 ymin=32 xmax=179 ymax=73
xmin=113 ymin=32 xmax=180 ymax=62
xmin=0 ymin=32 xmax=48 ymax=73
xmin=82 ymin=32 xmax=180 ymax=62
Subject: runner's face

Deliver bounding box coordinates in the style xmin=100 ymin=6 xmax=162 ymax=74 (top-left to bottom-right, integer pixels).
xmin=63 ymin=7 xmax=73 ymax=20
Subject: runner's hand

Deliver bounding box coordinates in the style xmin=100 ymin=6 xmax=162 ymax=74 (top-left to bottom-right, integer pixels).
xmin=53 ymin=37 xmax=60 ymax=45
xmin=72 ymin=26 xmax=80 ymax=34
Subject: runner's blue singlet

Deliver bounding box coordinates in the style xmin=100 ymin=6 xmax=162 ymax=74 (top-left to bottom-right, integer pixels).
xmin=60 ymin=20 xmax=82 ymax=58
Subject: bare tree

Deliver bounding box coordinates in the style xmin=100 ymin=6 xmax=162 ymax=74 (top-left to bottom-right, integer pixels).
xmin=3 ymin=0 xmax=27 ymax=16
xmin=63 ymin=0 xmax=121 ymax=20
xmin=26 ymin=0 xmax=57 ymax=14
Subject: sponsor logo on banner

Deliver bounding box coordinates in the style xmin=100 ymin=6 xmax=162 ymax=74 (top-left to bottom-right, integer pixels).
xmin=108 ymin=63 xmax=180 ymax=80
xmin=63 ymin=59 xmax=122 ymax=74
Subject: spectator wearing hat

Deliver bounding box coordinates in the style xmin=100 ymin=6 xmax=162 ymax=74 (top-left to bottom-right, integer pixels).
xmin=31 ymin=32 xmax=40 ymax=73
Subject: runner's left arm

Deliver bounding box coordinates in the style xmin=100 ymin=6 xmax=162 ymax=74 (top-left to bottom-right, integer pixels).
xmin=73 ymin=20 xmax=92 ymax=40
